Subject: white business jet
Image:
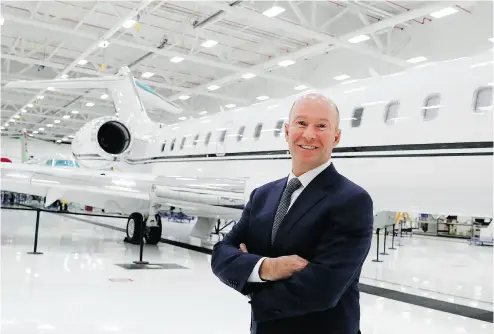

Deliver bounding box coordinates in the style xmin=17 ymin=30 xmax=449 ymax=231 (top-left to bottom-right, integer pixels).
xmin=2 ymin=50 xmax=493 ymax=244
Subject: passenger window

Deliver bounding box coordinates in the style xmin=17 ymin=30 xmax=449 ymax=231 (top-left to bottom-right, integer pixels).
xmin=161 ymin=142 xmax=166 ymax=152
xmin=474 ymin=87 xmax=492 ymax=113
xmin=170 ymin=138 xmax=176 ymax=151
xmin=351 ymin=107 xmax=364 ymax=127
xmin=253 ymin=123 xmax=263 ymax=140
xmin=180 ymin=137 xmax=186 ymax=150
xmin=193 ymin=134 xmax=199 ymax=146
xmin=237 ymin=126 xmax=245 ymax=142
xmin=274 ymin=120 xmax=284 ymax=137
xmin=205 ymin=132 xmax=212 ymax=146
xmin=423 ymin=94 xmax=440 ymax=121
xmin=384 ymin=101 xmax=400 ymax=125
xmin=219 ymin=130 xmax=227 ymax=143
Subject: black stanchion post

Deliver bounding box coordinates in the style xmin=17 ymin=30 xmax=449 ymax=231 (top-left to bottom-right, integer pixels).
xmin=134 ymin=222 xmax=149 ymax=265
xmin=389 ymin=224 xmax=397 ymax=250
xmin=372 ymin=228 xmax=383 ymax=263
xmin=27 ymin=209 xmax=43 ymax=255
xmin=397 ymin=222 xmax=403 ymax=246
xmin=400 ymin=222 xmax=403 ymax=238
xmin=380 ymin=226 xmax=389 ymax=255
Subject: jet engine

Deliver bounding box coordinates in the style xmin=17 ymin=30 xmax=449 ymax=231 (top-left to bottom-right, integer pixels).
xmin=71 ymin=116 xmax=132 ymax=169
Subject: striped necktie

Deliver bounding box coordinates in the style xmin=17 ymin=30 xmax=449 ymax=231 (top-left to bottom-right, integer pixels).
xmin=271 ymin=177 xmax=302 ymax=244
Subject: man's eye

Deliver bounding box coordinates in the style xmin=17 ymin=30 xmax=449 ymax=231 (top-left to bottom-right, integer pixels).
xmin=297 ymin=121 xmax=307 ymax=126
xmin=318 ymin=124 xmax=327 ymax=129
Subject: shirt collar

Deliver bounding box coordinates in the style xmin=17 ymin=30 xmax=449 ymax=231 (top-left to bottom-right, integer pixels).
xmin=288 ymin=159 xmax=332 ymax=188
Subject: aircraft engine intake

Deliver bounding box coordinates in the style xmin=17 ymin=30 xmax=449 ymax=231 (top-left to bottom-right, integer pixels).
xmin=71 ymin=116 xmax=133 ymax=170
xmin=97 ymin=120 xmax=131 ymax=155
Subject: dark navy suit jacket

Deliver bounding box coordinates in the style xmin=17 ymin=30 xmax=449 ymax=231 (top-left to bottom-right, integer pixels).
xmin=211 ymin=163 xmax=374 ymax=334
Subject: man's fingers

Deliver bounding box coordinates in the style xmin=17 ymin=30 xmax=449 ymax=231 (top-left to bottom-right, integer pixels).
xmin=239 ymin=243 xmax=248 ymax=253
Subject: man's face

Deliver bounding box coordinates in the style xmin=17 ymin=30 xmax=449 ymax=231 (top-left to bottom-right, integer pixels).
xmin=284 ymin=96 xmax=341 ymax=175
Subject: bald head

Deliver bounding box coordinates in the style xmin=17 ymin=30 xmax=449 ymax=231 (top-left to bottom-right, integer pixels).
xmin=289 ymin=93 xmax=340 ymax=130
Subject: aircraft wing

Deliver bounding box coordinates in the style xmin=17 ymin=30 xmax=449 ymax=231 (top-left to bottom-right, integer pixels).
xmin=0 ymin=163 xmax=246 ymax=219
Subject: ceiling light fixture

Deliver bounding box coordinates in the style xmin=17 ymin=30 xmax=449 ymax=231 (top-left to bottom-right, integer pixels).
xmin=178 ymin=117 xmax=187 ymax=121
xmin=257 ymin=95 xmax=269 ymax=101
xmin=141 ymin=72 xmax=154 ymax=78
xmin=27 ymin=104 xmax=33 ymax=108
xmin=78 ymin=59 xmax=88 ymax=66
xmin=60 ymin=74 xmax=68 ymax=79
xmin=178 ymin=95 xmax=190 ymax=100
xmin=86 ymin=102 xmax=95 ymax=107
xmin=63 ymin=115 xmax=70 ymax=119
xmin=71 ymin=110 xmax=79 ymax=114
xmin=225 ymin=104 xmax=236 ymax=108
xmin=100 ymin=94 xmax=108 ymax=99
xmin=201 ymin=40 xmax=218 ymax=48
xmin=54 ymin=120 xmax=61 ymax=124
xmin=37 ymin=95 xmax=44 ymax=100
xmin=170 ymin=57 xmax=184 ymax=63
xmin=430 ymin=7 xmax=458 ymax=18
xmin=348 ymin=35 xmax=370 ymax=43
xmin=208 ymin=85 xmax=220 ymax=91
xmin=47 ymin=124 xmax=53 ymax=127
xmin=334 ymin=74 xmax=350 ymax=81
xmin=278 ymin=60 xmax=295 ymax=67
xmin=198 ymin=111 xmax=208 ymax=115
xmin=122 ymin=19 xmax=136 ymax=28
xmin=263 ymin=6 xmax=285 ymax=17
xmin=98 ymin=40 xmax=110 ymax=48
xmin=242 ymin=73 xmax=256 ymax=79
xmin=407 ymin=56 xmax=427 ymax=64
xmin=20 ymin=109 xmax=26 ymax=113
xmin=294 ymin=85 xmax=308 ymax=90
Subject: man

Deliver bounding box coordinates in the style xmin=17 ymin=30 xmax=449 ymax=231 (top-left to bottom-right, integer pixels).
xmin=211 ymin=93 xmax=374 ymax=334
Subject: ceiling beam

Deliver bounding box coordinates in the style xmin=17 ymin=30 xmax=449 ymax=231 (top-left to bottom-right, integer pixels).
xmin=207 ymin=1 xmax=465 ymax=68
xmin=167 ymin=1 xmax=458 ymax=101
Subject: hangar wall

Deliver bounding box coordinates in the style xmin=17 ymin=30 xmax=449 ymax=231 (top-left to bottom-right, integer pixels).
xmin=0 ymin=137 xmax=72 ymax=163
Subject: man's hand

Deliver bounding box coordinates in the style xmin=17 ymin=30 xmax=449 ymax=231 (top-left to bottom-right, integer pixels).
xmin=240 ymin=243 xmax=248 ymax=253
xmin=259 ymin=255 xmax=308 ymax=281
xmin=239 ymin=243 xmax=308 ymax=281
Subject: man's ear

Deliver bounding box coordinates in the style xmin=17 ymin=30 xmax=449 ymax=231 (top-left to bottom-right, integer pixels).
xmin=334 ymin=129 xmax=342 ymax=145
xmin=284 ymin=123 xmax=289 ymax=142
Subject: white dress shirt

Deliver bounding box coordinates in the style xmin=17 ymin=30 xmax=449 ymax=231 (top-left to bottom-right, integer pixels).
xmin=247 ymin=159 xmax=332 ymax=283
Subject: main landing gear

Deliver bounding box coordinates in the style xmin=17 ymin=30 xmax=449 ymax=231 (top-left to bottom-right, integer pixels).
xmin=125 ymin=212 xmax=162 ymax=245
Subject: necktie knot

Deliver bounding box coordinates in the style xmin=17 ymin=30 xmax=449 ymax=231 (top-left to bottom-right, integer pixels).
xmin=286 ymin=178 xmax=302 ymax=194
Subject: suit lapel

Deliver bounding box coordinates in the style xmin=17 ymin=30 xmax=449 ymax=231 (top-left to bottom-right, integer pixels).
xmin=272 ymin=163 xmax=340 ymax=247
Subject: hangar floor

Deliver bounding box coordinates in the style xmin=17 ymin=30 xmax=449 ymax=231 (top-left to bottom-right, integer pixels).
xmin=1 ymin=208 xmax=493 ymax=334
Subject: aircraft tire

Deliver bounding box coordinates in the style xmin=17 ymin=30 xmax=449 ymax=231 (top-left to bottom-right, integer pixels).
xmin=126 ymin=212 xmax=143 ymax=244
xmin=144 ymin=214 xmax=162 ymax=245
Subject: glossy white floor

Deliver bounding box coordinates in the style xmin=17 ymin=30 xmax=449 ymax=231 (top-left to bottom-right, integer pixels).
xmin=1 ymin=209 xmax=493 ymax=334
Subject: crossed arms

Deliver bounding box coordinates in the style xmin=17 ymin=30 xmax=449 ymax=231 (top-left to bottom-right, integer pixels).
xmin=210 ymin=188 xmax=374 ymax=322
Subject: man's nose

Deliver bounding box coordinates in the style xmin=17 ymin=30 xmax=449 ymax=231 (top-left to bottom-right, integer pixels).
xmin=302 ymin=125 xmax=316 ymax=140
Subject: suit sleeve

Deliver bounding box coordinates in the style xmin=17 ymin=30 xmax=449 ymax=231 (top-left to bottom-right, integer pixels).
xmin=211 ymin=188 xmax=264 ymax=295
xmin=250 ymin=191 xmax=374 ymax=322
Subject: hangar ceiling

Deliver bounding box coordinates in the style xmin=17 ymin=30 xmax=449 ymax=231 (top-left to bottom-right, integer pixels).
xmin=1 ymin=0 xmax=493 ymax=143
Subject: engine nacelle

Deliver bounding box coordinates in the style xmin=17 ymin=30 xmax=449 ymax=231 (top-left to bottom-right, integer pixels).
xmin=72 ymin=116 xmax=132 ymax=169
